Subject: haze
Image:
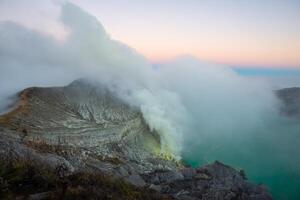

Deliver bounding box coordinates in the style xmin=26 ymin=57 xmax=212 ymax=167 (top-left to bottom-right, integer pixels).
xmin=0 ymin=1 xmax=300 ymax=199
xmin=1 ymin=0 xmax=300 ymax=67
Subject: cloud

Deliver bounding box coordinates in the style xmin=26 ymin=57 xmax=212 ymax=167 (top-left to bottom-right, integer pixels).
xmin=0 ymin=0 xmax=298 ymax=168
xmin=0 ymin=2 xmax=286 ymax=160
xmin=0 ymin=2 xmax=183 ymax=156
xmin=1 ymin=2 xmax=300 ymax=198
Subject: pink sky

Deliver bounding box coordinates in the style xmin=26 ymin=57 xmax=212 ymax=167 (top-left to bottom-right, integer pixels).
xmin=0 ymin=0 xmax=299 ymax=68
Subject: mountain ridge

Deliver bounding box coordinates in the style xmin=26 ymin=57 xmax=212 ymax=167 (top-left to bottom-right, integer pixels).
xmin=0 ymin=80 xmax=273 ymax=200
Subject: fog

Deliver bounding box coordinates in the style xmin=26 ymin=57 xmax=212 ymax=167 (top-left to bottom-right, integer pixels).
xmin=0 ymin=2 xmax=299 ymax=199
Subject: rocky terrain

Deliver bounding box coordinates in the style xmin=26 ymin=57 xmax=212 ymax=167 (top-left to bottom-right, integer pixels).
xmin=276 ymin=87 xmax=300 ymax=118
xmin=0 ymin=80 xmax=273 ymax=199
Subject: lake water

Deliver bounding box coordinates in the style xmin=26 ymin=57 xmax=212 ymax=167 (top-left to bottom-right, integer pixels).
xmin=183 ymin=116 xmax=300 ymax=200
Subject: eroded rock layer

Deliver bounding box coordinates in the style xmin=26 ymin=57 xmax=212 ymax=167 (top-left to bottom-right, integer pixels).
xmin=0 ymin=80 xmax=272 ymax=200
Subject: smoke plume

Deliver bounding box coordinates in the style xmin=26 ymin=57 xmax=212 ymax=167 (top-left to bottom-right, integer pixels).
xmin=0 ymin=2 xmax=279 ymax=157
xmin=1 ymin=3 xmax=300 ymax=198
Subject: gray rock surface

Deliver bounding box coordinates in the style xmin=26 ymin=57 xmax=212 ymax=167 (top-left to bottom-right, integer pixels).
xmin=0 ymin=79 xmax=177 ymax=173
xmin=0 ymin=80 xmax=273 ymax=200
xmin=276 ymin=87 xmax=300 ymax=118
xmin=142 ymin=161 xmax=272 ymax=200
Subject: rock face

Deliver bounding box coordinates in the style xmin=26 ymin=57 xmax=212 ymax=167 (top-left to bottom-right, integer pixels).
xmin=0 ymin=80 xmax=272 ymax=199
xmin=276 ymin=87 xmax=300 ymax=118
xmin=0 ymin=80 xmax=176 ymax=173
xmin=144 ymin=161 xmax=272 ymax=200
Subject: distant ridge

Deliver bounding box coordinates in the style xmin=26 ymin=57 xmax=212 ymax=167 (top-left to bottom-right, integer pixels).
xmin=276 ymin=87 xmax=300 ymax=118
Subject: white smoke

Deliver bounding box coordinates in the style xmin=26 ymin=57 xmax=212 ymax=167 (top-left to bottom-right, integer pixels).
xmin=158 ymin=57 xmax=279 ymax=135
xmin=0 ymin=2 xmax=186 ymax=157
xmin=0 ymin=2 xmax=278 ymax=158
xmin=3 ymin=3 xmax=300 ymax=198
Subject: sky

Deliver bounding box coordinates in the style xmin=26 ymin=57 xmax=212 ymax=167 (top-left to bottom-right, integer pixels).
xmin=0 ymin=0 xmax=300 ymax=69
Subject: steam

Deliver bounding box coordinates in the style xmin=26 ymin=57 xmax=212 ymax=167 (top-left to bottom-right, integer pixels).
xmin=0 ymin=2 xmax=279 ymax=156
xmin=0 ymin=3 xmax=185 ymax=157
xmin=1 ymin=3 xmax=300 ymax=198
xmin=0 ymin=2 xmax=288 ymax=158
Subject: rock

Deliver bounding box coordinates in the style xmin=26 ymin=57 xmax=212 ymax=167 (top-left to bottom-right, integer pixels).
xmin=0 ymin=79 xmax=177 ymax=174
xmin=161 ymin=185 xmax=172 ymax=193
xmin=149 ymin=184 xmax=162 ymax=192
xmin=195 ymin=173 xmax=211 ymax=180
xmin=157 ymin=170 xmax=184 ymax=183
xmin=116 ymin=165 xmax=129 ymax=177
xmin=147 ymin=162 xmax=273 ymax=200
xmin=149 ymin=174 xmax=160 ymax=184
xmin=196 ymin=180 xmax=209 ymax=190
xmin=276 ymin=87 xmax=300 ymax=118
xmin=181 ymin=168 xmax=197 ymax=179
xmin=125 ymin=174 xmax=146 ymax=187
xmin=249 ymin=194 xmax=273 ymax=200
xmin=29 ymin=192 xmax=52 ymax=200
xmin=0 ymin=80 xmax=273 ymax=200
xmin=177 ymin=196 xmax=199 ymax=200
xmin=175 ymin=190 xmax=190 ymax=197
xmin=224 ymin=192 xmax=236 ymax=200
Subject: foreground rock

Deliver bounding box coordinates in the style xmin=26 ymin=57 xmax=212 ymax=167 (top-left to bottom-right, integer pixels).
xmin=0 ymin=80 xmax=272 ymax=199
xmin=143 ymin=161 xmax=271 ymax=200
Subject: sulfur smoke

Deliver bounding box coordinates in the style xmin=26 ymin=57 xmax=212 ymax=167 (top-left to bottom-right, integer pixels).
xmin=0 ymin=3 xmax=186 ymax=157
xmin=1 ymin=3 xmax=300 ymax=198
xmin=0 ymin=2 xmax=278 ymax=155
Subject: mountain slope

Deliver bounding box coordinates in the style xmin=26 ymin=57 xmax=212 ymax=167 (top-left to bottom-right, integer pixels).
xmin=0 ymin=80 xmax=176 ymax=172
xmin=0 ymin=80 xmax=272 ymax=200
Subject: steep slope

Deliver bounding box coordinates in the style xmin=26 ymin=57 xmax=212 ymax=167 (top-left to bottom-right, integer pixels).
xmin=0 ymin=80 xmax=272 ymax=200
xmin=0 ymin=80 xmax=176 ymax=173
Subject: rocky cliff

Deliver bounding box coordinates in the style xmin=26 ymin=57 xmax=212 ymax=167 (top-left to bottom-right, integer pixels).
xmin=0 ymin=80 xmax=272 ymax=200
xmin=276 ymin=87 xmax=300 ymax=119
